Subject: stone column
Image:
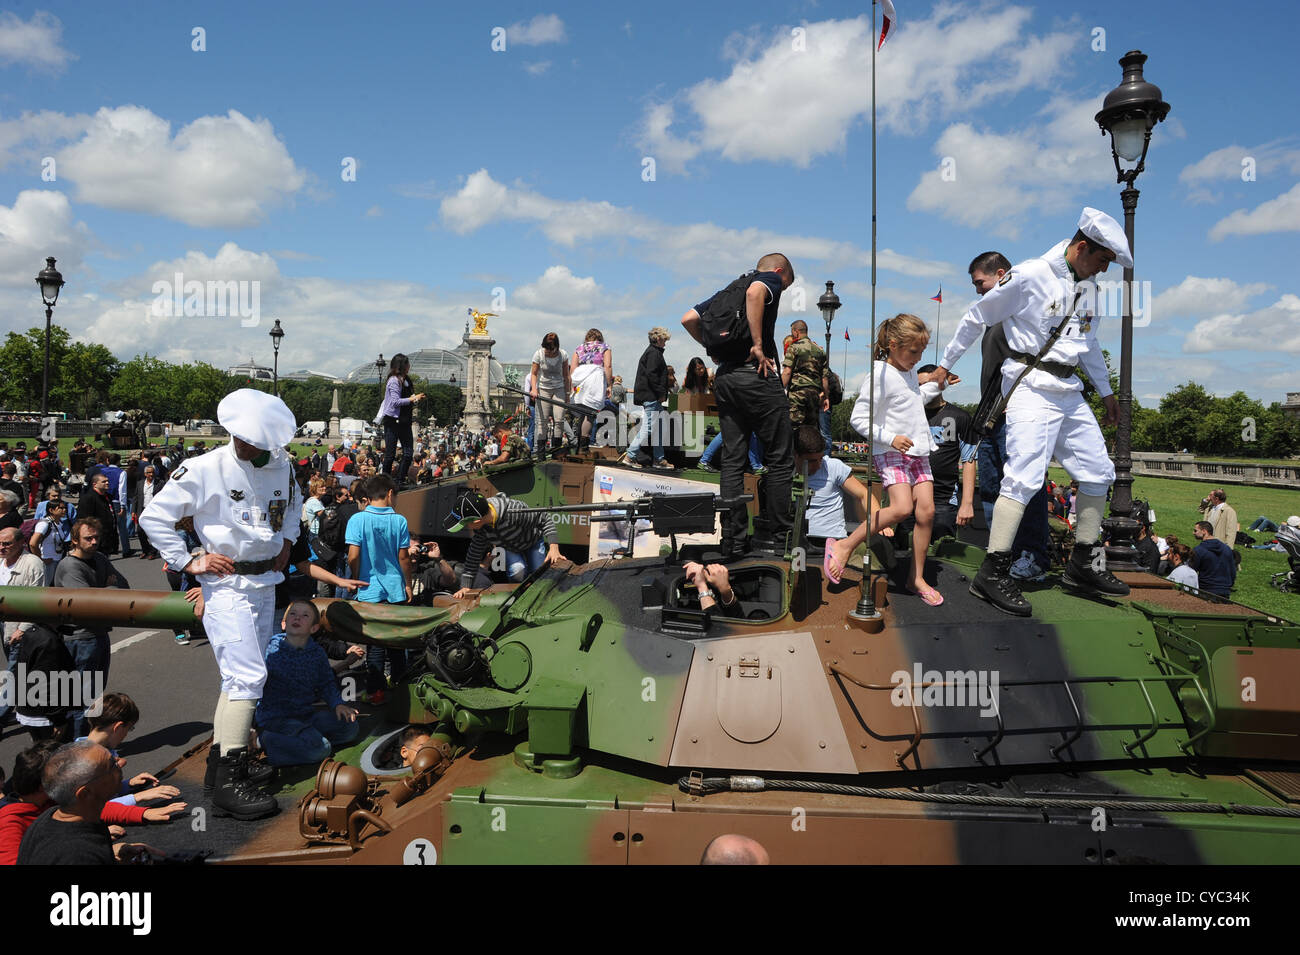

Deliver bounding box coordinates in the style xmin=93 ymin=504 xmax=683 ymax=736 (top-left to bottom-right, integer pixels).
xmin=462 ymin=332 xmax=495 ymax=434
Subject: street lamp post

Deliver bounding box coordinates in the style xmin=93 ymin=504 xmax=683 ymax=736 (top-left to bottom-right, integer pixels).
xmin=34 ymin=257 xmax=64 ymax=419
xmin=817 ymin=280 xmax=841 ymax=359
xmin=269 ymin=319 xmax=284 ymax=395
xmin=1096 ymin=50 xmax=1170 ymax=570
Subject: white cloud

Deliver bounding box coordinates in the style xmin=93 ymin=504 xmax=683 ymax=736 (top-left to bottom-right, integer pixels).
xmin=1183 ymin=294 xmax=1300 ymax=354
xmin=0 ymin=110 xmax=91 ymax=171
xmin=439 ymin=169 xmax=952 ymax=280
xmin=0 ymin=190 xmax=92 ymax=287
xmin=56 ymin=106 xmax=306 ymax=227
xmin=1208 ymin=182 xmax=1300 ymax=241
xmin=524 ymin=60 xmax=552 ymax=76
xmin=906 ymin=96 xmax=1114 ymax=237
xmin=638 ymin=7 xmax=1076 ymax=173
xmin=0 ymin=11 xmax=74 ymax=72
xmin=1150 ymin=276 xmax=1271 ymax=321
xmin=1179 ymin=140 xmax=1300 ymax=183
xmin=364 ymin=205 xmax=384 ymax=218
xmin=508 ymin=14 xmax=566 ymax=46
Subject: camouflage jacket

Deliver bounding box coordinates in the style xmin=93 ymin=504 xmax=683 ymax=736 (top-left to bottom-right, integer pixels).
xmin=503 ymin=434 xmax=531 ymax=461
xmin=783 ymin=337 xmax=827 ymax=398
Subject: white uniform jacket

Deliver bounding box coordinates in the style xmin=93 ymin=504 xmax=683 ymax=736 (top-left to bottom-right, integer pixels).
xmin=138 ymin=444 xmax=300 ymax=591
xmin=939 ymin=241 xmax=1113 ymax=399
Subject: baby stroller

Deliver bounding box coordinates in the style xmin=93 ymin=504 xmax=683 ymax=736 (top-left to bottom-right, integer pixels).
xmin=1270 ymin=523 xmax=1300 ymax=593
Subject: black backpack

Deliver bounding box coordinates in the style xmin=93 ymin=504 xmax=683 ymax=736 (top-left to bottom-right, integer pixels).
xmin=698 ymin=271 xmax=759 ymax=363
xmin=311 ymin=502 xmax=354 ymax=562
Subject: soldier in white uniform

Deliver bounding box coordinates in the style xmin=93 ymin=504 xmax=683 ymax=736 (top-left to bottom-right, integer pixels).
xmin=139 ymin=389 xmax=298 ymax=819
xmin=931 ymin=208 xmax=1132 ymax=616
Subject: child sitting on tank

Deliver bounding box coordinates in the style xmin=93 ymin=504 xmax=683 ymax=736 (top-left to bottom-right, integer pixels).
xmin=255 ymin=599 xmax=361 ymax=767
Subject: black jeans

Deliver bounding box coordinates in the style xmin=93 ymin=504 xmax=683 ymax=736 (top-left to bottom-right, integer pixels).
xmin=382 ymin=417 xmax=414 ymax=482
xmin=713 ymin=364 xmax=794 ymax=545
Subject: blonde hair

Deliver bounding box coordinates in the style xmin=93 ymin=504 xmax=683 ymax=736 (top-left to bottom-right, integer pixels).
xmin=649 ymin=326 xmax=671 ymax=346
xmin=873 ymin=313 xmax=929 ymax=360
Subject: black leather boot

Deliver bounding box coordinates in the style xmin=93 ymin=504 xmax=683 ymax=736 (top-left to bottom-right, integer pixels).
xmin=237 ymin=748 xmax=274 ymax=787
xmin=970 ymin=551 xmax=1032 ymax=617
xmin=1062 ymin=543 xmax=1131 ymax=596
xmin=211 ymin=748 xmax=278 ymax=821
xmin=203 ymin=743 xmax=220 ymax=798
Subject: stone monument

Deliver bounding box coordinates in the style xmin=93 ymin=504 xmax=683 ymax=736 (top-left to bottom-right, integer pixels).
xmin=462 ymin=309 xmax=497 ymax=434
xmin=327 ymin=387 xmax=341 ymax=440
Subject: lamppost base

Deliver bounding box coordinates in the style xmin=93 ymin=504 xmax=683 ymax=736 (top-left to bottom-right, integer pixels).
xmin=1101 ymin=515 xmax=1143 ymax=572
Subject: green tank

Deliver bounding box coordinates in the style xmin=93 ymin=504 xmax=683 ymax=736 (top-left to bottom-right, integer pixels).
xmin=3 ymin=491 xmax=1297 ymax=865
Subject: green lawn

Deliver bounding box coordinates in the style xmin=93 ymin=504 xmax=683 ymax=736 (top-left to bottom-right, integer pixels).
xmin=1048 ymin=466 xmax=1297 ymax=621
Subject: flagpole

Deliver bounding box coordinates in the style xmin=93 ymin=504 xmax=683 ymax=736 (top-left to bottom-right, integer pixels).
xmin=934 ymin=287 xmax=941 ymax=363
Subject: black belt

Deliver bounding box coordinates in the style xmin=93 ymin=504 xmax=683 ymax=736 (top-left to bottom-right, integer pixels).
xmin=1010 ymin=352 xmax=1077 ymax=380
xmin=232 ymin=559 xmax=276 ymax=575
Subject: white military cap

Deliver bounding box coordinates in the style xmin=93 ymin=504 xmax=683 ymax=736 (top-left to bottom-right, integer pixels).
xmin=1077 ymin=207 xmax=1133 ymax=268
xmin=217 ymin=388 xmax=297 ymax=451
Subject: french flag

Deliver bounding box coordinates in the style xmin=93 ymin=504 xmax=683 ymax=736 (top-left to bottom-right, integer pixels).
xmin=930 ymin=288 xmax=942 ymax=303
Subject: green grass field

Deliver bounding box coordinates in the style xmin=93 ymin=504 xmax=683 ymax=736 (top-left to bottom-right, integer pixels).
xmin=1048 ymin=466 xmax=1297 ymax=621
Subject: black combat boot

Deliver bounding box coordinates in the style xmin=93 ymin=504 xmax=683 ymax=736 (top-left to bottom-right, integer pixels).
xmin=1062 ymin=543 xmax=1131 ymax=596
xmin=237 ymin=748 xmax=275 ymax=787
xmin=970 ymin=551 xmax=1032 ymax=617
xmin=203 ymin=743 xmax=220 ymax=798
xmin=211 ymin=748 xmax=278 ymax=821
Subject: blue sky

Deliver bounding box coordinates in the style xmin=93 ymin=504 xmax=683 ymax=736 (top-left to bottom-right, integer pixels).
xmin=0 ymin=0 xmax=1297 ymax=409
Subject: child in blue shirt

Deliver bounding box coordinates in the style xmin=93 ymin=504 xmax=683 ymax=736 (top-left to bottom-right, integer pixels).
xmin=255 ymin=600 xmax=360 ymax=767
xmin=345 ymin=474 xmax=413 ymax=700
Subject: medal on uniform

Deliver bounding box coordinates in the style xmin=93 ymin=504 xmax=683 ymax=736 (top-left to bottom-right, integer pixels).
xmin=268 ymin=500 xmax=286 ymax=531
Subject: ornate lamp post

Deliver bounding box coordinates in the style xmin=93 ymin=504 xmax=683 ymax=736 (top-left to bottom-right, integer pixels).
xmin=1096 ymin=50 xmax=1170 ymax=569
xmin=817 ymin=280 xmax=841 ymax=359
xmin=269 ymin=319 xmax=284 ymax=395
xmin=34 ymin=257 xmax=64 ymax=418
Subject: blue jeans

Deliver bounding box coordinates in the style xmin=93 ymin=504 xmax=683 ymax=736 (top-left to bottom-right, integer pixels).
xmin=259 ymin=710 xmax=360 ymax=766
xmin=1248 ymin=516 xmax=1278 ymax=533
xmin=699 ymin=433 xmax=763 ymax=469
xmin=626 ymin=401 xmax=664 ymax=462
xmin=64 ymin=634 xmax=110 ymax=738
xmin=504 ymin=540 xmax=548 ymax=581
xmin=525 ymin=406 xmax=536 ymax=451
xmin=115 ymin=506 xmax=132 ymax=556
xmin=819 ymin=409 xmax=833 ymax=456
xmin=978 ymin=417 xmax=1050 ymax=567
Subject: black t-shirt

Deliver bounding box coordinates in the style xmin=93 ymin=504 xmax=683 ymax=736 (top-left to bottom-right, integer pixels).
xmin=1134 ymin=535 xmax=1160 ymax=572
xmin=695 ymin=271 xmax=786 ymax=363
xmin=980 ymin=324 xmax=1014 ymax=400
xmin=17 ymin=806 xmax=116 ymax=865
xmin=925 ymin=401 xmax=973 ymax=508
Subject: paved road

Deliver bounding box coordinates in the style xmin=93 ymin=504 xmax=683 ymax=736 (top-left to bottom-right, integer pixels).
xmin=0 ymin=551 xmax=219 ymax=782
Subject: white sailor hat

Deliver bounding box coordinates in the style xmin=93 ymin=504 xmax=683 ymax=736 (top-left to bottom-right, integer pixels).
xmin=217 ymin=388 xmax=297 ymax=451
xmin=1077 ymin=207 xmax=1133 ymax=269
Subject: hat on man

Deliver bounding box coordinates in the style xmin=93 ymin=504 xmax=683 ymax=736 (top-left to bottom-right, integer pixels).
xmin=1077 ymin=207 xmax=1133 ymax=268
xmin=1287 ymin=515 xmax=1300 ymax=529
xmin=445 ymin=489 xmax=489 ymax=533
xmin=217 ymin=388 xmax=296 ymax=451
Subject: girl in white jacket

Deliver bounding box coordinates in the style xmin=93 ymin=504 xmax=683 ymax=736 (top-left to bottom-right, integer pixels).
xmin=836 ymin=314 xmax=952 ymax=606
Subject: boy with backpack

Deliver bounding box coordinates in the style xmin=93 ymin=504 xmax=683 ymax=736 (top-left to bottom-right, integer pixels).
xmin=681 ymin=252 xmax=797 ymax=557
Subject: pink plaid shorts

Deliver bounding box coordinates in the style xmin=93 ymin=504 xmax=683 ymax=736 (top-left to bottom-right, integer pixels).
xmin=873 ymin=451 xmax=933 ymax=488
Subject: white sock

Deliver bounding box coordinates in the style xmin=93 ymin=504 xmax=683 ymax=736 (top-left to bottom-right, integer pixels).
xmin=211 ymin=692 xmax=228 ymax=748
xmin=219 ymin=699 xmax=258 ymax=753
xmin=1075 ymin=493 xmax=1106 ymax=544
xmin=987 ymin=498 xmax=1027 ymax=554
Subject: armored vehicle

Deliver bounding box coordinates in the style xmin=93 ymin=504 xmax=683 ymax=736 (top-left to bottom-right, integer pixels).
xmin=3 ymin=490 xmax=1298 ymax=865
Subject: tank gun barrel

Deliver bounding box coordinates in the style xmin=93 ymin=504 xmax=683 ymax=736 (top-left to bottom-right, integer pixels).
xmin=0 ymin=587 xmax=200 ymax=630
xmin=498 ymin=383 xmax=597 ymax=418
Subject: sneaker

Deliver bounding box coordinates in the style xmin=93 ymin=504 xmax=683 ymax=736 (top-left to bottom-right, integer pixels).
xmin=1009 ymin=550 xmax=1047 ymax=583
xmin=752 ymin=466 xmax=768 ymax=477
xmin=174 ymin=633 xmax=190 ymax=646
xmin=653 ymin=459 xmax=675 ymax=470
xmin=696 ymin=461 xmax=717 ymax=472
xmin=619 ymin=453 xmax=642 ymax=469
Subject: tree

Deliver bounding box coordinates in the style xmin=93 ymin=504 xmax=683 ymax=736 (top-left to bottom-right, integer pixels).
xmin=425 ymin=384 xmax=464 ymax=427
xmin=0 ymin=326 xmax=70 ymax=411
xmin=52 ymin=343 xmax=120 ymax=418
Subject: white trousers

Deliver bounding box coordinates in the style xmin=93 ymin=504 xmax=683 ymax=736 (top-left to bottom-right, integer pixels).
xmin=1000 ymin=385 xmax=1114 ymax=504
xmin=201 ymin=584 xmax=277 ymax=701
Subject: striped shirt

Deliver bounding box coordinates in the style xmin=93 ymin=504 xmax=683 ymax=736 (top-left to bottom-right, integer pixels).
xmin=461 ymin=494 xmax=557 ymax=588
